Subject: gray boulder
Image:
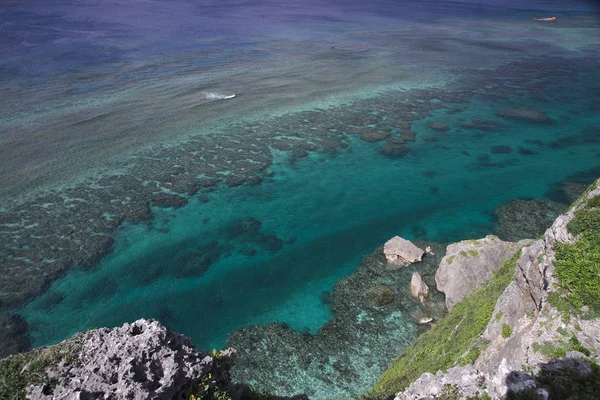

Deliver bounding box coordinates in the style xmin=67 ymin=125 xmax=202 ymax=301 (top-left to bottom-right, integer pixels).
xmin=409 ymin=272 xmax=429 ymax=303
xmin=28 ymin=319 xmax=236 ymax=400
xmin=435 ymin=235 xmax=530 ymax=310
xmin=384 ymin=236 xmax=425 ymax=268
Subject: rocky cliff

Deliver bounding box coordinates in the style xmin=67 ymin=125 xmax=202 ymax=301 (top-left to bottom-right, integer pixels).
xmin=388 ymin=180 xmax=600 ymax=399
xmin=0 ymin=319 xmax=306 ymax=400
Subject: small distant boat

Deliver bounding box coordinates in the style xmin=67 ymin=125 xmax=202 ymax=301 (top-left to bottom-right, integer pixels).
xmin=532 ymin=16 xmax=558 ymax=22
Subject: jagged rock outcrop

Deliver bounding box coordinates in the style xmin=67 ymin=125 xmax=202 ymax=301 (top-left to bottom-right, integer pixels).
xmin=384 ymin=236 xmax=425 ymax=267
xmin=409 ymin=272 xmax=429 ymax=303
xmin=394 ymin=180 xmax=600 ymax=399
xmin=27 ymin=319 xmax=238 ymax=400
xmin=435 ymin=235 xmax=531 ymax=310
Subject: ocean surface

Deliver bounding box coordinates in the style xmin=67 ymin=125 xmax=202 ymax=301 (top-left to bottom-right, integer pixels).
xmin=1 ymin=0 xmax=600 ymax=398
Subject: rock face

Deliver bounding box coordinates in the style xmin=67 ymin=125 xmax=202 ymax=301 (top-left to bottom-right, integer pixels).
xmin=435 ymin=235 xmax=531 ymax=310
xmin=384 ymin=236 xmax=425 ymax=267
xmin=27 ymin=319 xmax=237 ymax=400
xmin=394 ymin=180 xmax=600 ymax=400
xmin=409 ymin=272 xmax=429 ymax=303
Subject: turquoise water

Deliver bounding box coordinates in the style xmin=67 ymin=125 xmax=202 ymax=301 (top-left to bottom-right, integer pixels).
xmin=2 ymin=0 xmax=600 ymax=397
xmin=21 ymin=74 xmax=600 ymax=352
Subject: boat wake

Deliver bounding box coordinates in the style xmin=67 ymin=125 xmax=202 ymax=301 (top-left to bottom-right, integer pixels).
xmin=204 ymin=92 xmax=237 ymax=100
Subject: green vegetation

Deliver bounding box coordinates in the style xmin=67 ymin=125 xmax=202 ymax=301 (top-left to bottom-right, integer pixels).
xmin=468 ymin=249 xmax=479 ymax=258
xmin=0 ymin=334 xmax=85 ymax=400
xmin=494 ymin=311 xmax=503 ymax=321
xmin=501 ymin=324 xmax=512 ymax=339
xmin=551 ymin=193 xmax=600 ymax=318
xmin=446 ymin=255 xmax=456 ymax=264
xmin=532 ymin=341 xmax=569 ymax=359
xmin=557 ymin=326 xmax=569 ymax=337
xmin=531 ymin=336 xmax=590 ymax=359
xmin=369 ymin=251 xmax=521 ymax=398
xmin=567 ymin=208 xmax=600 ymax=236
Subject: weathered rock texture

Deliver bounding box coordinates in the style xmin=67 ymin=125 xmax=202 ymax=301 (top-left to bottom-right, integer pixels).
xmin=409 ymin=272 xmax=429 ymax=303
xmin=27 ymin=319 xmax=237 ymax=400
xmin=384 ymin=236 xmax=425 ymax=267
xmin=395 ymin=180 xmax=600 ymax=400
xmin=435 ymin=235 xmax=531 ymax=310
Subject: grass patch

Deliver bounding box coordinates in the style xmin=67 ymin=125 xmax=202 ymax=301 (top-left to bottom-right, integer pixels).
xmin=532 ymin=342 xmax=568 ymax=359
xmin=446 ymin=255 xmax=456 ymax=264
xmin=369 ymin=251 xmax=521 ymax=398
xmin=531 ymin=336 xmax=590 ymax=360
xmin=567 ymin=208 xmax=600 ymax=236
xmin=501 ymin=324 xmax=513 ymax=339
xmin=468 ymin=249 xmax=479 ymax=258
xmin=0 ymin=334 xmax=85 ymax=400
xmin=551 ymin=191 xmax=600 ymax=317
xmin=554 ymin=232 xmax=600 ymax=313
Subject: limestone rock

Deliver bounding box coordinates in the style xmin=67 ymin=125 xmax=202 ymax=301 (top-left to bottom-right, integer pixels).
xmin=28 ymin=319 xmax=237 ymax=400
xmin=383 ymin=236 xmax=424 ymax=267
xmin=409 ymin=272 xmax=429 ymax=303
xmin=435 ymin=235 xmax=531 ymax=310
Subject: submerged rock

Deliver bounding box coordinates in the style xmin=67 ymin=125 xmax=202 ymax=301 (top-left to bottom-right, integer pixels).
xmin=428 ymin=122 xmax=450 ymax=131
xmin=0 ymin=312 xmax=30 ymax=358
xmin=435 ymin=235 xmax=531 ymax=310
xmin=460 ymin=119 xmax=505 ymax=131
xmin=380 ymin=138 xmax=410 ymax=158
xmin=366 ymin=284 xmax=395 ymax=306
xmin=496 ymin=108 xmax=553 ymax=123
xmin=360 ymin=129 xmax=391 ymax=143
xmin=384 ymin=236 xmax=425 ymax=267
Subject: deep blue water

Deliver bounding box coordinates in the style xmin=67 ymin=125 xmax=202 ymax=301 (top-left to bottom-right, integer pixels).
xmin=1 ymin=0 xmax=600 ymax=397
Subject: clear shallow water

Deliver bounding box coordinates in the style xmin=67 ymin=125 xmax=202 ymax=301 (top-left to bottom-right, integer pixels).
xmin=2 ymin=0 xmax=600 ymax=397
xmin=21 ymin=75 xmax=600 ymax=349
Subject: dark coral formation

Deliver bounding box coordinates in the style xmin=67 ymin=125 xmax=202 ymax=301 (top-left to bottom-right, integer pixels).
xmin=228 ymin=242 xmax=447 ymax=399
xmin=0 ymin=312 xmax=30 ymax=358
xmin=228 ymin=217 xmax=284 ymax=254
xmin=496 ymin=108 xmax=553 ymax=123
xmin=494 ymin=199 xmax=568 ymax=242
xmin=460 ymin=120 xmax=505 ymax=131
